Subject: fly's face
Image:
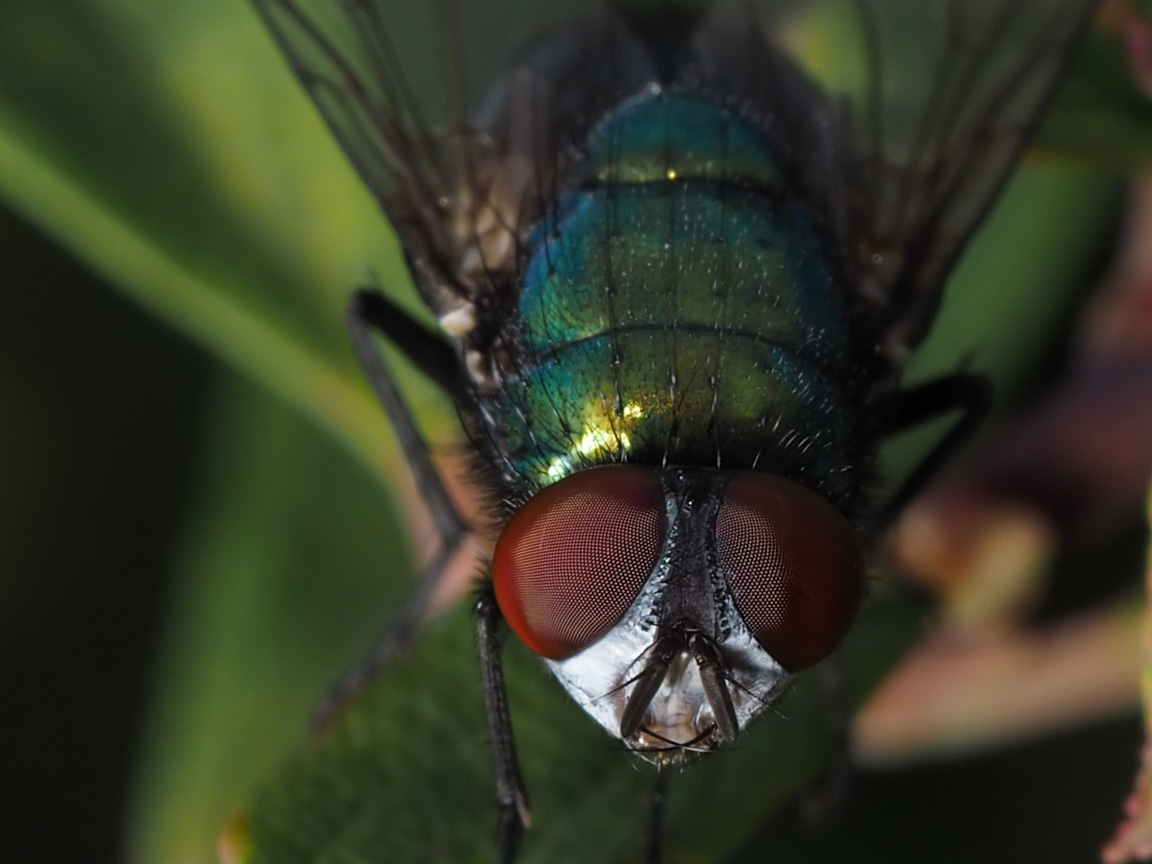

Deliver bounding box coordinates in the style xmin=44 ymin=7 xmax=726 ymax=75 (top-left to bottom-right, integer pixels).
xmin=492 ymin=465 xmax=865 ymax=760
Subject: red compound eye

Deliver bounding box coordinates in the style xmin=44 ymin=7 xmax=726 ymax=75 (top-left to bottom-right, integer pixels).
xmin=715 ymin=473 xmax=864 ymax=671
xmin=492 ymin=466 xmax=665 ymax=660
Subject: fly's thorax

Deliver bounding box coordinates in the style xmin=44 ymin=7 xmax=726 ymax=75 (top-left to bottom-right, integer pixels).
xmin=466 ymin=90 xmax=866 ymax=505
xmin=491 ymin=465 xmax=866 ymax=761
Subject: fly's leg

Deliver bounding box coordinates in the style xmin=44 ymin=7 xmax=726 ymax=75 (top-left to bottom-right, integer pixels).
xmin=351 ymin=288 xmax=469 ymax=396
xmin=869 ymin=372 xmax=992 ymax=541
xmin=802 ymin=373 xmax=989 ymax=813
xmin=477 ymin=586 xmax=530 ymax=864
xmin=801 ymin=651 xmax=853 ymax=825
xmin=313 ymin=288 xmax=472 ymax=727
xmin=354 ymin=290 xmax=530 ymax=860
xmin=646 ymin=766 xmax=670 ymax=864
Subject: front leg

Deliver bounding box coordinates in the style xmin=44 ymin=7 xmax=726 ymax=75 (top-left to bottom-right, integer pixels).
xmin=477 ymin=584 xmax=531 ymax=863
xmin=799 ymin=373 xmax=990 ymax=816
xmin=314 ymin=289 xmax=473 ymax=727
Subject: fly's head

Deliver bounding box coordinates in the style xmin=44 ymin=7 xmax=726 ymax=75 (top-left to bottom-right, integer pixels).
xmin=492 ymin=465 xmax=865 ymax=763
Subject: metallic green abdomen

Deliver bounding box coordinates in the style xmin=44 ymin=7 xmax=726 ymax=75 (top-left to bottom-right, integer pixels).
xmin=485 ymin=92 xmax=859 ymax=505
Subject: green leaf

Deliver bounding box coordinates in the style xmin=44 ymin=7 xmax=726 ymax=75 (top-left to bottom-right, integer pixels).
xmin=221 ymin=590 xmax=920 ymax=864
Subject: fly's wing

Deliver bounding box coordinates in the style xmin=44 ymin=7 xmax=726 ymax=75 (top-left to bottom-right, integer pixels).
xmin=763 ymin=0 xmax=1094 ymax=366
xmin=253 ymin=0 xmax=615 ymax=317
xmin=254 ymin=0 xmax=455 ymax=311
xmin=256 ymin=0 xmax=1090 ymax=351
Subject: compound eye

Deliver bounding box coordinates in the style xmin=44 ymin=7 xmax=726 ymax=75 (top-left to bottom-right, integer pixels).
xmin=492 ymin=466 xmax=665 ymax=660
xmin=715 ymin=473 xmax=864 ymax=671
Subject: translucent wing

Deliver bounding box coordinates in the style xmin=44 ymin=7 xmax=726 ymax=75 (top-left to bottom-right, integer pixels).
xmin=255 ymin=0 xmax=1091 ymax=358
xmin=253 ymin=0 xmax=649 ymax=318
xmin=254 ymin=0 xmax=472 ymax=314
xmin=762 ymin=0 xmax=1093 ymax=364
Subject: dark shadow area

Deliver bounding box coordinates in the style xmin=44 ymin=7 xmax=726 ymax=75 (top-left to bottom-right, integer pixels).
xmin=733 ymin=713 xmax=1141 ymax=864
xmin=0 ymin=203 xmax=212 ymax=864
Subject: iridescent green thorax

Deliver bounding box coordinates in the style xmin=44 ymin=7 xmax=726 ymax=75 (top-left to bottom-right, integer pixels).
xmin=482 ymin=90 xmax=862 ymax=507
xmin=584 ymin=90 xmax=784 ymax=186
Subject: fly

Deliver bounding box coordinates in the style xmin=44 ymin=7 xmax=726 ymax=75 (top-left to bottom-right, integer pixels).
xmin=251 ymin=0 xmax=1095 ymax=860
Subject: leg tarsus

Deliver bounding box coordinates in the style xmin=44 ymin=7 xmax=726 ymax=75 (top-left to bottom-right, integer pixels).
xmin=800 ymin=652 xmax=853 ymax=826
xmin=646 ymin=767 xmax=669 ymax=864
xmin=348 ymin=289 xmax=470 ymax=546
xmin=477 ymin=586 xmax=530 ymax=864
xmin=312 ymin=290 xmax=473 ymax=727
xmin=312 ymin=538 xmax=466 ymax=730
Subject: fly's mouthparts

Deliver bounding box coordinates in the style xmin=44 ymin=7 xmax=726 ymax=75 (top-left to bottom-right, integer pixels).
xmin=615 ymin=629 xmax=740 ymax=755
xmin=691 ymin=633 xmax=740 ymax=742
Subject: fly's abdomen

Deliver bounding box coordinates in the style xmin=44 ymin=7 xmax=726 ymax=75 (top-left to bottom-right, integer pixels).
xmin=488 ymin=92 xmax=859 ymax=505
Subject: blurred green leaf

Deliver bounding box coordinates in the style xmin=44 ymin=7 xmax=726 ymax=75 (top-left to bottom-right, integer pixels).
xmin=0 ymin=0 xmax=424 ymax=488
xmin=1041 ymin=21 xmax=1152 ymax=167
xmin=129 ymin=374 xmax=412 ymax=864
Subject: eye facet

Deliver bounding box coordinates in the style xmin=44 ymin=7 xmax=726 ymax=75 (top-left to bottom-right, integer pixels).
xmin=715 ymin=472 xmax=865 ymax=671
xmin=492 ymin=466 xmax=665 ymax=660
